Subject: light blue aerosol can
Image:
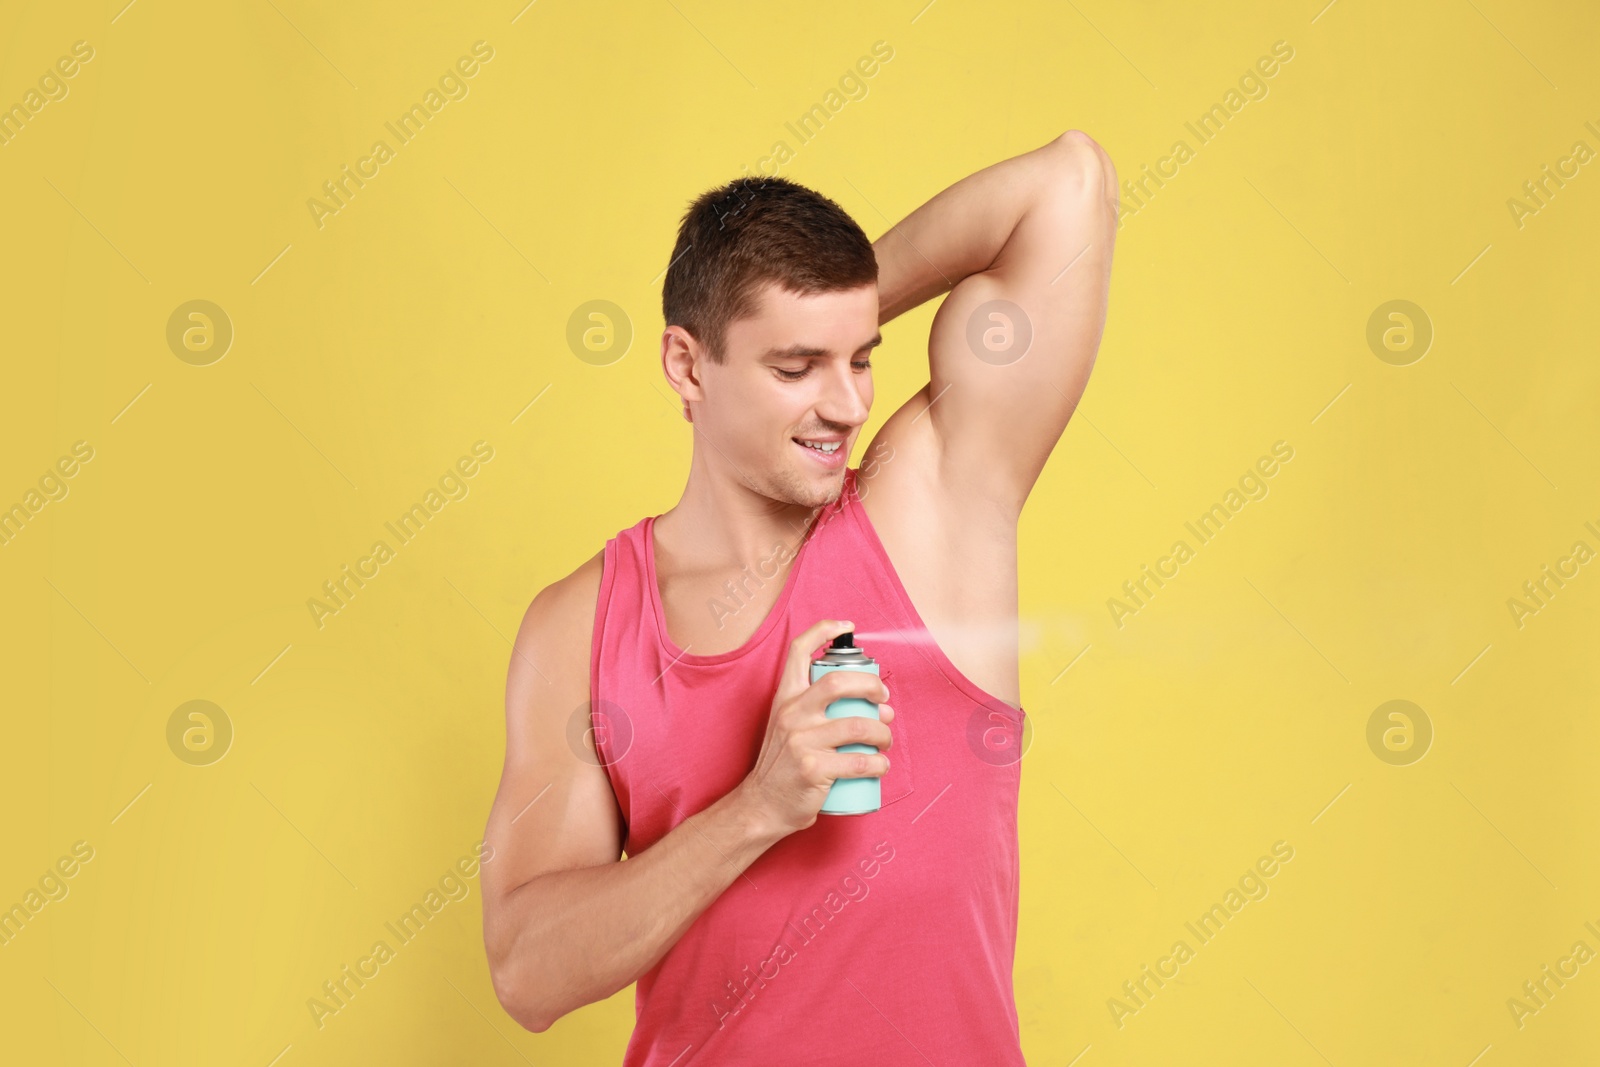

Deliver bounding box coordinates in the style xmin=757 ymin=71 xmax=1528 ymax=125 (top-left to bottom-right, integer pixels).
xmin=811 ymin=632 xmax=882 ymax=815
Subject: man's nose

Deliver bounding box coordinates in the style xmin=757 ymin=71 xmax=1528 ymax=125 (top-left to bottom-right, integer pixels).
xmin=817 ymin=361 xmax=870 ymax=426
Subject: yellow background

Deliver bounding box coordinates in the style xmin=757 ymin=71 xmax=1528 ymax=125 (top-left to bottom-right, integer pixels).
xmin=2 ymin=0 xmax=1596 ymax=1063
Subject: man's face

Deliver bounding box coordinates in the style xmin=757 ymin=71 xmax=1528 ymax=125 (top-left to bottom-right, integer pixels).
xmin=684 ymin=281 xmax=879 ymax=509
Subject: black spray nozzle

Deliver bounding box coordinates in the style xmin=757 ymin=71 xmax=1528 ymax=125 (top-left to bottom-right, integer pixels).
xmin=830 ymin=631 xmax=856 ymax=650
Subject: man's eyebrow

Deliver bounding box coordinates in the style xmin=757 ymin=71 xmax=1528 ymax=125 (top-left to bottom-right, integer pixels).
xmin=762 ymin=335 xmax=883 ymax=360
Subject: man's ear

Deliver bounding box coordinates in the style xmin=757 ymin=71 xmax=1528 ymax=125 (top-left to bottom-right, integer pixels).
xmin=661 ymin=326 xmax=705 ymax=422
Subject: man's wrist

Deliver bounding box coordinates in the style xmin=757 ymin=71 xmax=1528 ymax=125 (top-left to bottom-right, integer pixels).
xmin=715 ymin=781 xmax=790 ymax=858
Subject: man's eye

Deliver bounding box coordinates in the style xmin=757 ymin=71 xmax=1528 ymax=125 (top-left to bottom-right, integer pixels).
xmin=774 ymin=360 xmax=870 ymax=380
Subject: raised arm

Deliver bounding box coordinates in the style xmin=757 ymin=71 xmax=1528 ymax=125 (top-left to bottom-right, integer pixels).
xmin=869 ymin=130 xmax=1117 ymax=513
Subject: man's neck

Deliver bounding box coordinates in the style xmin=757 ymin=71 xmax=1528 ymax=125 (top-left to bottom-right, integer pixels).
xmin=654 ymin=458 xmax=830 ymax=577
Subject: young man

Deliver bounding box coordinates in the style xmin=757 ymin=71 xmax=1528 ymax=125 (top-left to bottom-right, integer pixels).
xmin=482 ymin=130 xmax=1117 ymax=1064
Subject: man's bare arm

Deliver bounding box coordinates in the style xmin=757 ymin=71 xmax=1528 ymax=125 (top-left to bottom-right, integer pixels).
xmin=481 ymin=562 xmax=893 ymax=1032
xmin=869 ymin=130 xmax=1118 ymax=512
xmin=481 ymin=555 xmax=788 ymax=1032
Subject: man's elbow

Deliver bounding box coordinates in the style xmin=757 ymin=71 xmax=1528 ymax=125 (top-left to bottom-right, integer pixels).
xmin=1046 ymin=129 xmax=1117 ymax=213
xmin=486 ymin=918 xmax=565 ymax=1033
xmin=491 ymin=965 xmax=556 ymax=1034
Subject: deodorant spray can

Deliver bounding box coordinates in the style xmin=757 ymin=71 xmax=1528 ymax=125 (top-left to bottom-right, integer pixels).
xmin=811 ymin=632 xmax=882 ymax=815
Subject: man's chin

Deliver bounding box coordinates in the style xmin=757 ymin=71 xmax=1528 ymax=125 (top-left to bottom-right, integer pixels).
xmin=765 ymin=463 xmax=846 ymax=509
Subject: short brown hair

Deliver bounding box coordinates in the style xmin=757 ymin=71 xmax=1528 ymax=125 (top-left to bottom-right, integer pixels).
xmin=662 ymin=176 xmax=878 ymax=363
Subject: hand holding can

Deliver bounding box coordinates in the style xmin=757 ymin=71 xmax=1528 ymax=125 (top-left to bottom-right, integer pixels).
xmin=809 ymin=630 xmax=884 ymax=815
xmin=737 ymin=620 xmax=893 ymax=836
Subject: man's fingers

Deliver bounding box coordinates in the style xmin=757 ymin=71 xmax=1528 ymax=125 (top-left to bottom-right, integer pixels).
xmin=800 ymin=668 xmax=889 ymax=712
xmin=814 ymin=714 xmax=893 ymax=752
xmin=778 ymin=619 xmax=855 ymax=701
xmin=821 ymin=751 xmax=891 ymax=781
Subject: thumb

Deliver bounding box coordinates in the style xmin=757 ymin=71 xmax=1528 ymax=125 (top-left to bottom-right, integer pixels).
xmin=776 ymin=618 xmax=854 ymax=705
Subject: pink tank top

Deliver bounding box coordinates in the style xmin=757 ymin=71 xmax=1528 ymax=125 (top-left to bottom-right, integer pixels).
xmin=590 ymin=466 xmax=1027 ymax=1066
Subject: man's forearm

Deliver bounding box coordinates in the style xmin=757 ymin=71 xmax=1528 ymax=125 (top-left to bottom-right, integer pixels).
xmin=872 ymin=134 xmax=1089 ymax=326
xmin=488 ymin=784 xmax=785 ymax=1031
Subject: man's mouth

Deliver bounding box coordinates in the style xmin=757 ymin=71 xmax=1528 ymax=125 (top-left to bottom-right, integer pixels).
xmin=792 ymin=436 xmax=847 ymax=468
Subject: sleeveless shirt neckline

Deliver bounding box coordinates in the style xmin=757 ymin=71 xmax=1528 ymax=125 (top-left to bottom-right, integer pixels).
xmin=639 ymin=469 xmax=1024 ymax=713
xmin=641 ymin=483 xmax=839 ymax=667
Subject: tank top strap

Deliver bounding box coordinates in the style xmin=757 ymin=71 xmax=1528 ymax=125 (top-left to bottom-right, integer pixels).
xmin=589 ymin=514 xmax=659 ymax=849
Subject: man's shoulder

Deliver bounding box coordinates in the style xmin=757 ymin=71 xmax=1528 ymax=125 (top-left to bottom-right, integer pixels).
xmin=510 ymin=548 xmax=606 ymax=695
xmin=525 ymin=547 xmax=606 ymax=626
